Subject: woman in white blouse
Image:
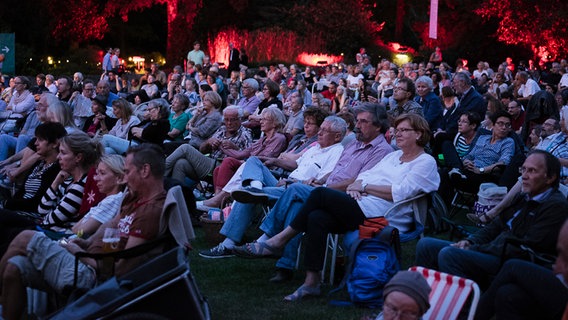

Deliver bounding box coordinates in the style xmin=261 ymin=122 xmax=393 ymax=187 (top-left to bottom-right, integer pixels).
xmin=101 ymin=98 xmax=140 ymax=154
xmin=1 ymin=76 xmax=35 ymax=133
xmin=233 ymin=113 xmax=441 ymax=301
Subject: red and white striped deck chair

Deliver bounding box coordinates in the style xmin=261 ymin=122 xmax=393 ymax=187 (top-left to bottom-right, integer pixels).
xmin=408 ymin=266 xmax=480 ymax=320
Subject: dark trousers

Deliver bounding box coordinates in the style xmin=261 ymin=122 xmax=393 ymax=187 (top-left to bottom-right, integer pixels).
xmin=475 ymin=259 xmax=568 ymax=320
xmin=290 ymin=187 xmax=365 ymax=271
xmin=0 ymin=209 xmax=37 ymax=257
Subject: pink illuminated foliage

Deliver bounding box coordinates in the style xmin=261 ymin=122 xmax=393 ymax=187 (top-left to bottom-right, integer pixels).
xmin=475 ymin=0 xmax=568 ymax=60
xmin=44 ymin=0 xmax=203 ymax=65
xmin=41 ymin=0 xmax=384 ymax=65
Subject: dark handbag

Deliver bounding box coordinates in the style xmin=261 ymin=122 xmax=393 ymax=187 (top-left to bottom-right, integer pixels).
xmin=383 ymin=88 xmax=394 ymax=98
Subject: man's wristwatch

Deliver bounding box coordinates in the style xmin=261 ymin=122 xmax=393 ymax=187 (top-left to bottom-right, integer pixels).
xmin=362 ymin=183 xmax=368 ymax=193
xmin=479 ymin=167 xmax=485 ymax=174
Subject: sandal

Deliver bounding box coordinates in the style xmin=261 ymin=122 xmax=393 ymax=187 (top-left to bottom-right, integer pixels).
xmin=284 ymin=284 xmax=321 ymax=302
xmin=233 ymin=241 xmax=283 ymax=259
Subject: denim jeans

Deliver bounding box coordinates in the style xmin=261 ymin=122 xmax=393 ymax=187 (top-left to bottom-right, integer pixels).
xmin=260 ymin=183 xmax=316 ymax=270
xmin=220 ymin=187 xmax=285 ymax=243
xmin=101 ymin=134 xmax=136 ymax=155
xmin=0 ymin=134 xmax=17 ymax=161
xmin=240 ymin=156 xmax=279 ymax=187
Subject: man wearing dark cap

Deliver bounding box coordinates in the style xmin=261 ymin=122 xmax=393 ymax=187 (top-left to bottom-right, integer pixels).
xmin=378 ymin=271 xmax=431 ymax=320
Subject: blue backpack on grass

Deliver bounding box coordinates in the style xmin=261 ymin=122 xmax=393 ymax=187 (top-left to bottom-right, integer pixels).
xmin=331 ymin=226 xmax=400 ymax=308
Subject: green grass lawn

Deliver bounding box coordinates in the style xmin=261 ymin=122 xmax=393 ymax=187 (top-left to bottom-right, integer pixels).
xmin=186 ymin=217 xmax=470 ymax=320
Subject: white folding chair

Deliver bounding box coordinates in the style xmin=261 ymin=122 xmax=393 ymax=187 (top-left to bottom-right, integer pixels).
xmin=409 ymin=266 xmax=481 ymax=320
xmin=321 ymin=233 xmax=342 ymax=284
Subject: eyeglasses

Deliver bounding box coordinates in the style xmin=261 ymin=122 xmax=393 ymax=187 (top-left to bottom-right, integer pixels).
xmin=224 ymin=117 xmax=240 ymax=122
xmin=382 ymin=302 xmax=419 ymax=320
xmin=394 ymin=127 xmax=416 ymax=135
xmin=494 ymin=121 xmax=512 ymax=128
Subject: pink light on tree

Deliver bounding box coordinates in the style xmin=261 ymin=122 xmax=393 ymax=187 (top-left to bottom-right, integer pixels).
xmin=475 ymin=0 xmax=568 ymax=60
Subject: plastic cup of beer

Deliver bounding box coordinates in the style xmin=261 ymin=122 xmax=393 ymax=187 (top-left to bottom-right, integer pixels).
xmin=103 ymin=228 xmax=120 ymax=252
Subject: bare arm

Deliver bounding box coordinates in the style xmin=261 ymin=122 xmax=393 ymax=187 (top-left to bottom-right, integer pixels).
xmin=346 ymin=179 xmax=393 ymax=201
xmin=485 ymin=180 xmax=521 ymax=219
xmin=7 ymin=151 xmax=41 ymax=181
xmin=167 ymin=128 xmax=182 ymax=139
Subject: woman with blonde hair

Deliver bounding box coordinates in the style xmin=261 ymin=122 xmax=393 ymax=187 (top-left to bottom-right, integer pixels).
xmin=46 ymin=101 xmax=78 ymax=133
xmin=184 ymin=90 xmax=223 ymax=148
xmin=101 ymin=98 xmax=141 ymax=154
xmin=70 ymin=154 xmax=125 ymax=237
xmin=331 ymin=85 xmax=350 ymax=113
xmin=0 ymin=131 xmax=103 ymax=256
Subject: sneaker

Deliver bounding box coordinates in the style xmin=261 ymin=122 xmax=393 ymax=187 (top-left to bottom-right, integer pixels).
xmin=448 ymin=168 xmax=467 ymax=179
xmin=196 ymin=200 xmax=216 ymax=212
xmin=199 ymin=244 xmax=235 ymax=259
xmin=231 ymin=186 xmax=269 ymax=204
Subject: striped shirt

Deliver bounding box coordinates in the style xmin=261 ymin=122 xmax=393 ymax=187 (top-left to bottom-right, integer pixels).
xmin=22 ymin=161 xmax=57 ymax=200
xmin=40 ymin=174 xmax=87 ymax=226
xmin=81 ymin=192 xmax=124 ymax=224
xmin=454 ymin=134 xmax=473 ymax=158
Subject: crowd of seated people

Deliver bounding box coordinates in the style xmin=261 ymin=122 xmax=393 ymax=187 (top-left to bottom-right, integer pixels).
xmin=1 ymin=52 xmax=568 ymax=318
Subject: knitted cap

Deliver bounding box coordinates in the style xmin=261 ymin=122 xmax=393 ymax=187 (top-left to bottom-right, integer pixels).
xmin=383 ymin=271 xmax=431 ymax=314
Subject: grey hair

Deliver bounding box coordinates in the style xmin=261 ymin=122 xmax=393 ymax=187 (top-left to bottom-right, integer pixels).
xmin=242 ymin=78 xmax=259 ymax=91
xmin=48 ymin=101 xmax=76 ymax=129
xmin=74 ymin=72 xmax=84 ymax=82
xmin=324 ymin=116 xmax=347 ymax=139
xmin=453 ymin=72 xmax=472 ymax=86
xmin=223 ymin=105 xmax=244 ymax=118
xmin=148 ymin=98 xmax=171 ymax=119
xmin=517 ymin=71 xmax=529 ymax=80
xmin=320 ymin=98 xmax=332 ymax=108
xmin=43 ymin=92 xmax=59 ymax=106
xmin=353 ymin=102 xmax=389 ymax=134
xmin=415 ymin=76 xmax=434 ymax=90
xmin=173 ymin=93 xmax=189 ymax=108
xmin=261 ymin=107 xmax=287 ymax=131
